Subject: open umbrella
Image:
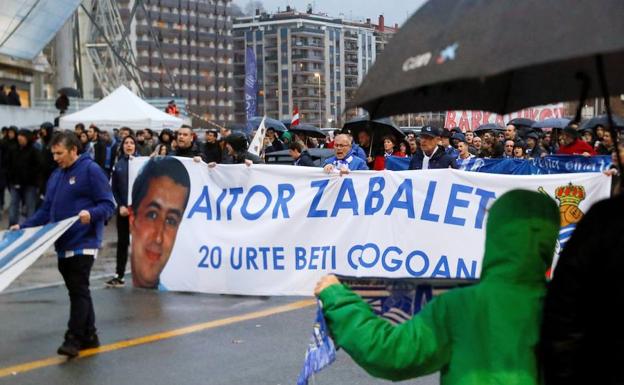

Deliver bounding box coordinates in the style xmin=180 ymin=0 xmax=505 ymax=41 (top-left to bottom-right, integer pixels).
xmin=507 ymin=118 xmax=535 ymax=128
xmin=280 ymin=119 xmax=292 ymax=130
xmin=580 ymin=114 xmax=624 ymax=131
xmin=352 ymin=0 xmax=624 ymax=118
xmin=533 ymin=118 xmax=572 ymax=130
xmin=474 ymin=123 xmax=503 ymax=135
xmin=343 ymin=116 xmax=404 ymax=148
xmin=353 ymin=0 xmax=624 ymax=183
xmin=288 ymin=124 xmax=327 ymax=139
xmin=248 ymin=116 xmax=287 ymax=133
xmin=58 ymin=87 xmax=81 ymax=98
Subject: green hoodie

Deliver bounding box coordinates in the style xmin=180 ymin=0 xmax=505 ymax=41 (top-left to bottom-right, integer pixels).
xmin=319 ymin=189 xmax=559 ymax=385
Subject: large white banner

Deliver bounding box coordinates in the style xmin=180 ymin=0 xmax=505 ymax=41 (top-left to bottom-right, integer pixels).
xmin=128 ymin=158 xmax=610 ymax=296
xmin=0 ymin=217 xmax=78 ymax=292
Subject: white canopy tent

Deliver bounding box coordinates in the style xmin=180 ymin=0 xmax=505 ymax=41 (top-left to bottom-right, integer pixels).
xmin=59 ymin=85 xmax=184 ymax=132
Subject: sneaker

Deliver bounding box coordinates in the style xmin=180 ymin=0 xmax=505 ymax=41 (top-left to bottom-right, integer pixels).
xmin=57 ymin=333 xmax=80 ymax=358
xmin=81 ymin=333 xmax=100 ymax=349
xmin=105 ymin=276 xmax=125 ymax=287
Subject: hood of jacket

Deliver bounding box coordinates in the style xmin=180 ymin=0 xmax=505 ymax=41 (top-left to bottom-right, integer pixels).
xmin=480 ymin=189 xmax=559 ymax=286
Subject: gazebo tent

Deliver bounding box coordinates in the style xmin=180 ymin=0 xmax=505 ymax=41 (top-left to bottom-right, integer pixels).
xmin=59 ymin=85 xmax=183 ymax=132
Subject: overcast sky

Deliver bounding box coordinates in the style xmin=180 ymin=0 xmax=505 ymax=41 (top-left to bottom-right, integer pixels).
xmin=232 ymin=0 xmax=428 ymax=27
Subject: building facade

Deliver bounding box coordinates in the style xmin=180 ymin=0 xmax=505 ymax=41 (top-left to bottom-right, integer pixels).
xmin=233 ymin=9 xmax=396 ymax=127
xmin=118 ymin=0 xmax=235 ymax=126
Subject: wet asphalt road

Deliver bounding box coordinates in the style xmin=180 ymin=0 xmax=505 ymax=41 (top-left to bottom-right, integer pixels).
xmin=0 ymin=279 xmax=438 ymax=385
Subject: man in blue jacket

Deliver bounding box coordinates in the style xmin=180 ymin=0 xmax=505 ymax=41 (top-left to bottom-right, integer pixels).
xmin=409 ymin=126 xmax=458 ymax=170
xmin=11 ymin=131 xmax=115 ymax=358
xmin=323 ymin=134 xmax=369 ymax=173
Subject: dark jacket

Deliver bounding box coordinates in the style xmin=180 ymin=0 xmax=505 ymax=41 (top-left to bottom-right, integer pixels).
xmin=266 ymin=138 xmax=284 ymax=153
xmin=7 ymin=142 xmax=41 ymax=187
xmin=294 ymin=150 xmax=315 ymax=167
xmin=173 ymin=142 xmax=207 ymax=161
xmin=111 ymin=155 xmax=131 ymax=207
xmin=541 ymin=194 xmax=624 ymax=385
xmin=92 ymin=139 xmax=118 ymax=175
xmin=7 ymin=90 xmax=21 ymax=106
xmin=230 ymin=151 xmax=264 ymax=164
xmin=202 ymin=141 xmax=222 ymax=163
xmin=409 ymin=145 xmax=458 ymax=170
xmin=22 ymin=154 xmax=116 ymax=253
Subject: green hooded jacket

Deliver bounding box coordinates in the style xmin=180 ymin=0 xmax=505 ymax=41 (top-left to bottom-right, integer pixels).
xmin=319 ymin=189 xmax=559 ymax=385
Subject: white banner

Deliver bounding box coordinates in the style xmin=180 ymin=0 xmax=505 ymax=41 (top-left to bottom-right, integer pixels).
xmin=444 ymin=103 xmax=566 ymax=131
xmin=0 ymin=217 xmax=78 ymax=292
xmin=128 ymin=158 xmax=610 ymax=295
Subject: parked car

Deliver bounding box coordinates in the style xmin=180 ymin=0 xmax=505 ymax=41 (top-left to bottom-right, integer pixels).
xmin=264 ymin=148 xmax=335 ymax=167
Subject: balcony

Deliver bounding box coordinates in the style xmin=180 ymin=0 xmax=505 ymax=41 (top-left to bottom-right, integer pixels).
xmin=291 ymin=41 xmax=324 ymax=50
xmin=292 ymin=53 xmax=324 ymax=62
xmin=291 ymin=27 xmax=324 ymax=36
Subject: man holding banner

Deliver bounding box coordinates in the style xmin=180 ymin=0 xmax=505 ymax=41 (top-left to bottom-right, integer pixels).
xmin=323 ymin=134 xmax=368 ymax=173
xmin=11 ymin=131 xmax=115 ymax=358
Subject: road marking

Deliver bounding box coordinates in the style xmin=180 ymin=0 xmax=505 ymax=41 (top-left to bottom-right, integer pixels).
xmin=0 ymin=298 xmax=315 ymax=378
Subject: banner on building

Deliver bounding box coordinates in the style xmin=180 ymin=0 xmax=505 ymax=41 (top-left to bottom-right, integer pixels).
xmin=0 ymin=217 xmax=78 ymax=292
xmin=444 ymin=104 xmax=566 ymax=132
xmin=128 ymin=158 xmax=610 ymax=296
xmin=244 ymin=47 xmax=258 ymax=133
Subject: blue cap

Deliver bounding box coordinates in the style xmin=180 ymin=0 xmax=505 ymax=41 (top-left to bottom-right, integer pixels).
xmin=452 ymin=132 xmax=466 ymax=141
xmin=420 ymin=125 xmax=441 ymax=137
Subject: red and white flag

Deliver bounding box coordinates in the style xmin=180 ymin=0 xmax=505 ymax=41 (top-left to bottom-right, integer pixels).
xmin=291 ymin=106 xmax=300 ymax=127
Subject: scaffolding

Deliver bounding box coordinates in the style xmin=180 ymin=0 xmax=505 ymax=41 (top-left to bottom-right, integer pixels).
xmin=82 ymin=0 xmax=144 ymax=96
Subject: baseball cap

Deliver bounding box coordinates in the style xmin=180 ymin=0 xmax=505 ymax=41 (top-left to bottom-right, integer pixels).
xmin=420 ymin=125 xmax=441 ymax=138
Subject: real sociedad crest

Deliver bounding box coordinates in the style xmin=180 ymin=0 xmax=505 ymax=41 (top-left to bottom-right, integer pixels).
xmin=539 ymin=183 xmax=586 ymax=275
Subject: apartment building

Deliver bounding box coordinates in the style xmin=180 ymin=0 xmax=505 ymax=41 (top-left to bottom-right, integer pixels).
xmin=118 ymin=0 xmax=234 ymax=126
xmin=233 ymin=8 xmax=397 ymax=127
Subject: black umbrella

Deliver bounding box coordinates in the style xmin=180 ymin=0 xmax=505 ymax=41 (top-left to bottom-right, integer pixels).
xmin=352 ymin=0 xmax=624 ymax=118
xmin=532 ymin=118 xmax=572 ymax=130
xmin=343 ymin=116 xmax=404 ymax=147
xmin=580 ymin=114 xmax=624 ymax=131
xmin=507 ymin=118 xmax=535 ymax=128
xmin=474 ymin=123 xmax=503 ymax=135
xmin=280 ymin=119 xmax=292 ymax=130
xmin=506 ymin=118 xmax=536 ymax=138
xmin=248 ymin=117 xmax=287 ymax=133
xmin=288 ymin=124 xmax=327 ymax=139
xmin=58 ymin=87 xmax=81 ymax=97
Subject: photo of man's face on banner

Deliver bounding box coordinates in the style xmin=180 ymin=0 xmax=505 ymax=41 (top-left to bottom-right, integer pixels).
xmin=129 ymin=157 xmax=191 ymax=289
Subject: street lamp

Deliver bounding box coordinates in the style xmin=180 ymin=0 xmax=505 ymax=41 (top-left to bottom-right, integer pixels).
xmin=314 ymin=72 xmax=321 ymax=128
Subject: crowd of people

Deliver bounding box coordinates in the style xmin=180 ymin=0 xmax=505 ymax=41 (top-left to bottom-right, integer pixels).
xmin=2 ymin=119 xmax=623 ymax=227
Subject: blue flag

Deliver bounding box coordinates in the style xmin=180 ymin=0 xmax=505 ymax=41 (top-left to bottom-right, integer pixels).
xmin=244 ymin=47 xmax=257 ymax=134
xmin=385 ymin=154 xmax=612 ymax=174
xmin=297 ymin=282 xmax=434 ymax=384
xmin=297 ymin=302 xmax=336 ymax=385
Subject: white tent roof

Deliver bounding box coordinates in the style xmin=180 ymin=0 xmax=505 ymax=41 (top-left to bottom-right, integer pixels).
xmin=59 ymin=85 xmax=183 ymax=132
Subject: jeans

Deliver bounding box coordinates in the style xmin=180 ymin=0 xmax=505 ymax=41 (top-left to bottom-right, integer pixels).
xmin=116 ymin=214 xmax=130 ymax=278
xmin=8 ymin=185 xmax=37 ymax=226
xmin=58 ymin=255 xmax=96 ymax=339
